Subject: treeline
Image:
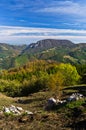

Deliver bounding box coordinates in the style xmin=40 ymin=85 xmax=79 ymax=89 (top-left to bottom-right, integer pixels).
xmin=0 ymin=60 xmax=85 ymax=97
xmin=75 ymin=64 xmax=86 ymax=84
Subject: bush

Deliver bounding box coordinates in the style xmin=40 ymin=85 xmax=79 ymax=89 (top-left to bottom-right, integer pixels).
xmin=21 ymin=74 xmax=49 ymax=96
xmin=0 ymin=61 xmax=81 ymax=97
xmin=58 ymin=63 xmax=80 ymax=86
xmin=0 ymin=79 xmax=22 ymax=97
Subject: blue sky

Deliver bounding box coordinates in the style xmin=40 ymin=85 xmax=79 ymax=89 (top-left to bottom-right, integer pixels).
xmin=0 ymin=0 xmax=86 ymax=44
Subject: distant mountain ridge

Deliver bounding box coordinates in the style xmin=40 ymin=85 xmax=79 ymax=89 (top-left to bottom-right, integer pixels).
xmin=0 ymin=43 xmax=26 ymax=69
xmin=22 ymin=39 xmax=75 ymax=54
xmin=16 ymin=39 xmax=86 ymax=66
xmin=0 ymin=39 xmax=86 ymax=69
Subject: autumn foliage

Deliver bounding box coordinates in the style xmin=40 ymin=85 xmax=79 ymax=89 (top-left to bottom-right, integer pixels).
xmin=0 ymin=60 xmax=80 ymax=97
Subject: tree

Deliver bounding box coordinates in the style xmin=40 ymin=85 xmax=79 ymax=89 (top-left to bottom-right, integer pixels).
xmin=58 ymin=63 xmax=80 ymax=86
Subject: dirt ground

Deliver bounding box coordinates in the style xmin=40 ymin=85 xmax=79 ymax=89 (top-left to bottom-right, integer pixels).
xmin=0 ymin=86 xmax=86 ymax=130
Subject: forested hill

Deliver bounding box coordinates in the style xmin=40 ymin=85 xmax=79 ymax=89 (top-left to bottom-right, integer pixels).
xmin=0 ymin=43 xmax=26 ymax=69
xmin=15 ymin=39 xmax=86 ymax=67
xmin=0 ymin=39 xmax=86 ymax=69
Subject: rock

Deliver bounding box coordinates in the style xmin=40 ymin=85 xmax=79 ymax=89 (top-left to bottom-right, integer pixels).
xmin=48 ymin=97 xmax=57 ymax=105
xmin=9 ymin=105 xmax=21 ymax=115
xmin=2 ymin=105 xmax=33 ymax=116
xmin=45 ymin=97 xmax=57 ymax=110
xmin=67 ymin=93 xmax=84 ymax=102
xmin=3 ymin=107 xmax=10 ymax=113
xmin=17 ymin=107 xmax=23 ymax=111
xmin=25 ymin=110 xmax=33 ymax=115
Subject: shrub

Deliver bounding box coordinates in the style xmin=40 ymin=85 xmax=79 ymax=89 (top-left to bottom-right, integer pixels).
xmin=0 ymin=79 xmax=22 ymax=97
xmin=58 ymin=63 xmax=80 ymax=86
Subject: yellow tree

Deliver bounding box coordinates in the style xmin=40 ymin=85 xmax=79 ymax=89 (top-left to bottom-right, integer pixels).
xmin=58 ymin=63 xmax=80 ymax=86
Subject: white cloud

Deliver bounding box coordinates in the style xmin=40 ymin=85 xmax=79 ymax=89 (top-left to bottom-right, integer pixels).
xmin=0 ymin=25 xmax=86 ymax=44
xmin=36 ymin=1 xmax=86 ymax=17
xmin=4 ymin=0 xmax=86 ymax=18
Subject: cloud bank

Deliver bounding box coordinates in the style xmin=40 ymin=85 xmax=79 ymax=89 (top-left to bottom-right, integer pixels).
xmin=0 ymin=25 xmax=86 ymax=44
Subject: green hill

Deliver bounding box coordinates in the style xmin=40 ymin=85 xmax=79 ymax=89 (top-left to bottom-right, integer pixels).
xmin=0 ymin=39 xmax=86 ymax=69
xmin=0 ymin=43 xmax=26 ymax=69
xmin=15 ymin=39 xmax=86 ymax=67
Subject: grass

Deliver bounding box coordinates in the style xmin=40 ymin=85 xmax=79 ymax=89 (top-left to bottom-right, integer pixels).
xmin=0 ymin=93 xmax=13 ymax=109
xmin=63 ymin=85 xmax=86 ymax=97
xmin=0 ymin=85 xmax=86 ymax=130
xmin=66 ymin=99 xmax=85 ymax=109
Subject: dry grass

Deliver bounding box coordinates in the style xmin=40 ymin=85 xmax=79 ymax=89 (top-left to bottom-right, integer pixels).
xmin=0 ymin=93 xmax=14 ymax=109
xmin=0 ymin=86 xmax=86 ymax=130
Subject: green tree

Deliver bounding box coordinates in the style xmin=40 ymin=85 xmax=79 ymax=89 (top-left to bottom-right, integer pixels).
xmin=58 ymin=63 xmax=80 ymax=86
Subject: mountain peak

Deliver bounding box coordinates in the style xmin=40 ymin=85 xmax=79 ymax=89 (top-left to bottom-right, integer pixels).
xmin=27 ymin=39 xmax=75 ymax=50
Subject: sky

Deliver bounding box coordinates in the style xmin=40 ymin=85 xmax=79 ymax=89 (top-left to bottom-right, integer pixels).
xmin=0 ymin=0 xmax=86 ymax=44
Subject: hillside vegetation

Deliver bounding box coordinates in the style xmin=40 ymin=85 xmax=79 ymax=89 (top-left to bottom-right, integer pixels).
xmin=0 ymin=39 xmax=86 ymax=69
xmin=0 ymin=43 xmax=26 ymax=69
xmin=15 ymin=39 xmax=86 ymax=67
xmin=0 ymin=40 xmax=86 ymax=129
xmin=0 ymin=60 xmax=82 ymax=97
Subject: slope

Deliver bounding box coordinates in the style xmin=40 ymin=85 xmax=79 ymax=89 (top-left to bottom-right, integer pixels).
xmin=0 ymin=43 xmax=26 ymax=69
xmin=15 ymin=39 xmax=86 ymax=66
